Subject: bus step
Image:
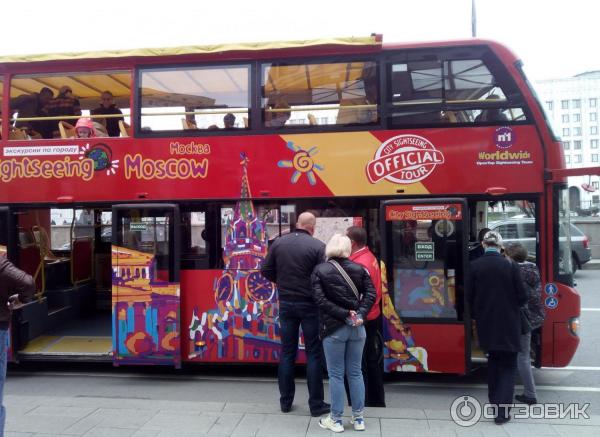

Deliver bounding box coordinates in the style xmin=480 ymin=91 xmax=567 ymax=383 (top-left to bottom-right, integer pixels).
xmin=47 ymin=305 xmax=72 ymax=317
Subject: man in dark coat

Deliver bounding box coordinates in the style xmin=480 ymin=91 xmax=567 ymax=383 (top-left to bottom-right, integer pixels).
xmin=468 ymin=231 xmax=528 ymax=424
xmin=91 ymin=91 xmax=124 ymax=137
xmin=261 ymin=212 xmax=330 ymax=417
xmin=10 ymin=87 xmax=54 ymax=138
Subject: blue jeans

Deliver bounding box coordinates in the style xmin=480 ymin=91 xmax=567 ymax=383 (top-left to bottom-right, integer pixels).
xmin=323 ymin=325 xmax=366 ymax=420
xmin=0 ymin=329 xmax=7 ymax=436
xmin=278 ymin=300 xmax=325 ymax=412
xmin=517 ymin=331 xmax=537 ymax=398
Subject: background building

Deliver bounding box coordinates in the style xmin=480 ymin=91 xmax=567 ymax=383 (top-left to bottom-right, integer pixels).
xmin=536 ymin=71 xmax=600 ymax=214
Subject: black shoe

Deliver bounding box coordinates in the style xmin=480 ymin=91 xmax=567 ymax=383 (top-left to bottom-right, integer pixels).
xmin=515 ymin=394 xmax=537 ymax=405
xmin=310 ymin=403 xmax=330 ymax=417
xmin=494 ymin=415 xmax=511 ymax=425
xmin=280 ymin=404 xmax=292 ymax=413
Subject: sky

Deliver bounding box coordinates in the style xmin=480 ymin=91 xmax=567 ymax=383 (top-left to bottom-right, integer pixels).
xmin=2 ymin=0 xmax=598 ymax=82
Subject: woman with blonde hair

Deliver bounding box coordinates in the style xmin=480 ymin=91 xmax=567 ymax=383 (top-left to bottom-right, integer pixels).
xmin=312 ymin=234 xmax=376 ymax=432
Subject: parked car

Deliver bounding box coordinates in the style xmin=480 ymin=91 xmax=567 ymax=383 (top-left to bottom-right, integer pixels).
xmin=489 ymin=218 xmax=591 ymax=273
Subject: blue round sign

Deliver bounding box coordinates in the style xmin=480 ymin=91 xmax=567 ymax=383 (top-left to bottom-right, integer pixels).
xmin=545 ymin=296 xmax=559 ymax=309
xmin=545 ymin=283 xmax=558 ymax=296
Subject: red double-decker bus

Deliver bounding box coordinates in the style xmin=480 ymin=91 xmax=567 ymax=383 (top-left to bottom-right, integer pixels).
xmin=0 ymin=36 xmax=590 ymax=373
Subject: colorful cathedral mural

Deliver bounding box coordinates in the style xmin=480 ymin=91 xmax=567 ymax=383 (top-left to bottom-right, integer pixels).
xmin=188 ymin=153 xmax=281 ymax=362
xmin=112 ymin=245 xmax=180 ymax=365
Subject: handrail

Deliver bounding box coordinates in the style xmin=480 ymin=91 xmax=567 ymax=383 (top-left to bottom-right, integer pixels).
xmin=10 ymin=113 xmax=128 ymax=122
xmin=391 ymin=98 xmax=509 ymax=107
xmin=267 ymin=103 xmax=377 ymax=112
xmin=141 ymin=104 xmax=378 ymax=117
xmin=143 ymin=108 xmax=250 ymax=117
xmin=11 ymin=104 xmax=379 ymax=121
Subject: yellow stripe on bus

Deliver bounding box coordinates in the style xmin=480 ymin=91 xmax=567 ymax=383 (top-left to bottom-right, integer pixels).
xmin=281 ymin=132 xmax=430 ymax=196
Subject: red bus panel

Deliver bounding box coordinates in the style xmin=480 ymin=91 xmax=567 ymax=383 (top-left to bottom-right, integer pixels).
xmin=0 ymin=126 xmax=544 ymax=203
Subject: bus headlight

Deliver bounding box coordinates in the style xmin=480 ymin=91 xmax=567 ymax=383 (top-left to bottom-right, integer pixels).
xmin=569 ymin=317 xmax=580 ymax=337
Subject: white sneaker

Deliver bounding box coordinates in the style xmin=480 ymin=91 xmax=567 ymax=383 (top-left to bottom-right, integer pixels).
xmin=351 ymin=417 xmax=365 ymax=431
xmin=319 ymin=415 xmax=344 ymax=433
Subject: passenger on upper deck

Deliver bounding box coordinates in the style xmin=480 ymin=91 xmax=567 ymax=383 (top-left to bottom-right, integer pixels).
xmin=265 ymin=100 xmax=291 ymax=128
xmin=75 ymin=118 xmax=97 ymax=138
xmin=10 ymin=87 xmax=54 ymax=138
xmin=91 ymin=91 xmax=124 ymax=137
xmin=223 ymin=112 xmax=236 ymax=129
xmin=474 ymin=94 xmax=508 ymax=123
xmin=46 ymin=86 xmax=82 ymax=134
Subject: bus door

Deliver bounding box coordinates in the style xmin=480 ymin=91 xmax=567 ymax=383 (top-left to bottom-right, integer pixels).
xmin=111 ymin=204 xmax=181 ymax=367
xmin=0 ymin=207 xmax=18 ymax=361
xmin=380 ymin=199 xmax=469 ymax=374
xmin=0 ymin=207 xmax=10 ymax=259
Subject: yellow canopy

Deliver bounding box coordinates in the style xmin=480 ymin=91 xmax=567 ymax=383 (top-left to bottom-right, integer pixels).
xmin=9 ymin=72 xmax=131 ymax=109
xmin=0 ymin=36 xmax=379 ymax=64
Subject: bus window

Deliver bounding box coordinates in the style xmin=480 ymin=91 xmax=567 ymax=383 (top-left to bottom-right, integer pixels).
xmin=516 ymin=61 xmax=559 ymax=140
xmin=100 ymin=211 xmax=112 ymax=243
xmin=280 ymin=204 xmax=296 ymax=235
xmin=9 ymin=71 xmax=131 ymax=139
xmin=261 ymin=60 xmax=378 ymax=128
xmin=387 ymin=49 xmax=528 ymax=126
xmin=387 ymin=52 xmax=444 ymax=125
xmin=0 ymin=76 xmax=3 ymax=140
xmin=390 ymin=58 xmax=443 ymax=104
xmin=180 ymin=210 xmax=209 ymax=270
xmin=555 ymin=186 xmax=574 ymax=282
xmin=139 ymin=65 xmax=250 ymax=132
xmin=486 ymin=200 xmax=537 ymax=263
xmin=50 ymin=208 xmax=94 ymax=251
xmin=181 ymin=211 xmax=206 ymax=256
xmin=387 ymin=217 xmax=460 ymax=320
xmin=219 ymin=204 xmax=288 ymax=270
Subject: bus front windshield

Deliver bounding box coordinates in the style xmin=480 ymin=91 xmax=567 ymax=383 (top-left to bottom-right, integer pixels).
xmin=515 ymin=61 xmax=559 ymax=141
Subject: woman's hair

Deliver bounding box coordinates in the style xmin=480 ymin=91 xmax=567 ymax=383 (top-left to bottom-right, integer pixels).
xmin=504 ymin=242 xmax=528 ymax=262
xmin=325 ymin=233 xmax=351 ymax=259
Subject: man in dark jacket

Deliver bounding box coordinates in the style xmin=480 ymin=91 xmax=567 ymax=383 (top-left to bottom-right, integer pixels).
xmin=10 ymin=87 xmax=54 ymax=138
xmin=468 ymin=231 xmax=528 ymax=424
xmin=91 ymin=91 xmax=124 ymax=137
xmin=261 ymin=212 xmax=329 ymax=416
xmin=0 ymin=256 xmax=35 ymax=434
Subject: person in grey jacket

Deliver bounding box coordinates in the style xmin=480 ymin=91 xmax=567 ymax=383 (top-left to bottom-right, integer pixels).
xmin=504 ymin=242 xmax=545 ymax=405
xmin=261 ymin=212 xmax=329 ymax=417
xmin=0 ymin=256 xmax=35 ymax=435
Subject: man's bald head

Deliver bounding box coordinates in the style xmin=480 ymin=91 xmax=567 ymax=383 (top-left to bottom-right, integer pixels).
xmin=296 ymin=212 xmax=317 ymax=235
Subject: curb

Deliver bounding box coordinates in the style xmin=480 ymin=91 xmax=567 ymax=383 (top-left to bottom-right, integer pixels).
xmin=582 ymin=262 xmax=600 ymax=270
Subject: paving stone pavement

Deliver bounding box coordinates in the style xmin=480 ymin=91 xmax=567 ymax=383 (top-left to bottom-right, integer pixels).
xmin=3 ymin=394 xmax=599 ymax=436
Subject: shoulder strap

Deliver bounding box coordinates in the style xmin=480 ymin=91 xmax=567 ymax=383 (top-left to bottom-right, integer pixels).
xmin=329 ymin=259 xmax=359 ymax=299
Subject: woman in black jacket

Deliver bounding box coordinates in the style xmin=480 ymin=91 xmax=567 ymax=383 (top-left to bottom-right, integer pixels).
xmin=312 ymin=234 xmax=376 ymax=433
